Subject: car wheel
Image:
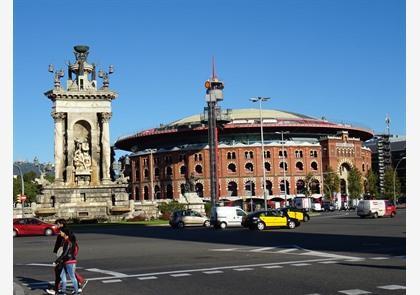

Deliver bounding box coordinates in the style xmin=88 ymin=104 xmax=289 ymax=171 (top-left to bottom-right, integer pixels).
xmin=204 ymin=220 xmax=210 ymax=227
xmin=13 ymin=230 xmax=17 ymax=237
xmin=177 ymin=222 xmax=185 ymax=229
xmin=219 ymin=222 xmax=227 ymax=229
xmin=44 ymin=228 xmax=53 ymax=236
xmin=390 ymin=211 xmax=396 ymax=218
xmin=373 ymin=212 xmax=378 ymax=219
xmin=303 ymin=215 xmax=309 ymax=222
xmin=288 ymin=220 xmax=296 ymax=229
xmin=256 ymin=222 xmax=265 ymax=231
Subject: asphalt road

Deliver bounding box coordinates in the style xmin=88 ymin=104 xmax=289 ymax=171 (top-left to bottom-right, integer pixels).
xmin=14 ymin=210 xmax=406 ymax=295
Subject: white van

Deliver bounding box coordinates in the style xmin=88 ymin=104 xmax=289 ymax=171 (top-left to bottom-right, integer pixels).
xmin=356 ymin=200 xmax=396 ymax=218
xmin=210 ymin=206 xmax=247 ymax=229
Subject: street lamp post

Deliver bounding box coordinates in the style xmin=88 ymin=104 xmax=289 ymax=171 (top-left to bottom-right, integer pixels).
xmin=13 ymin=164 xmax=25 ymax=217
xmin=275 ymin=131 xmax=290 ymax=207
xmin=393 ymin=156 xmax=406 ymax=205
xmin=250 ymin=97 xmax=270 ymax=211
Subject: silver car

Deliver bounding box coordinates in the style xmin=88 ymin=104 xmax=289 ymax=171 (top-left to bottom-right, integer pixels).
xmin=169 ymin=210 xmax=210 ymax=228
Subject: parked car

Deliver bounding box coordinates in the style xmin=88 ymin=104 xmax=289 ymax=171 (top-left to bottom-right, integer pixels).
xmin=356 ymin=200 xmax=397 ymax=218
xmin=210 ymin=206 xmax=248 ymax=229
xmin=169 ymin=210 xmax=210 ymax=228
xmin=277 ymin=207 xmax=310 ymax=222
xmin=241 ymin=210 xmax=300 ymax=231
xmin=321 ymin=201 xmax=336 ymax=212
xmin=13 ymin=218 xmax=60 ymax=237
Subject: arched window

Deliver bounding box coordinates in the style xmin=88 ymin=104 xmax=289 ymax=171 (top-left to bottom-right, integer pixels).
xmin=180 ymin=165 xmax=186 ymax=175
xmin=245 ymin=180 xmax=255 ymax=196
xmin=198 ymin=154 xmax=203 ymax=161
xmin=250 ymin=151 xmax=254 ymax=159
xmin=296 ymin=180 xmax=305 ymax=194
xmin=154 ymin=185 xmax=161 ymax=199
xmin=280 ymin=161 xmax=288 ymax=171
xmin=154 ymin=167 xmax=160 ymax=178
xmin=280 ymin=180 xmax=290 ymax=194
xmin=311 ymin=162 xmax=318 ymax=171
xmin=309 ymin=179 xmax=320 ymax=194
xmin=180 ymin=183 xmax=186 ymax=195
xmin=264 ymin=151 xmax=271 ymax=158
xmin=228 ymin=163 xmax=236 ymax=173
xmin=228 ymin=181 xmax=238 ymax=196
xmin=195 ymin=165 xmax=203 ymax=174
xmin=143 ymin=186 xmax=149 ymax=200
xmin=135 ymin=187 xmax=140 ymax=201
xmin=227 ymin=152 xmax=232 ymax=160
xmin=265 ymin=180 xmax=273 ymax=195
xmin=195 ymin=183 xmax=204 ymax=198
xmin=166 ymin=166 xmax=173 ymax=176
xmin=245 ymin=163 xmax=254 ymax=172
xmin=166 ymin=184 xmax=173 ymax=199
xmin=144 ymin=169 xmax=149 ymax=178
xmin=296 ymin=161 xmax=304 ymax=171
xmin=362 ymin=163 xmax=365 ymax=172
xmin=279 ymin=150 xmax=288 ymax=158
xmin=232 ymin=152 xmax=236 ymax=159
xmin=264 ymin=162 xmax=271 ymax=172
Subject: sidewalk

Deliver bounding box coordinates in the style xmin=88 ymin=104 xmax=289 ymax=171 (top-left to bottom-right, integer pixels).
xmin=13 ymin=282 xmax=25 ymax=295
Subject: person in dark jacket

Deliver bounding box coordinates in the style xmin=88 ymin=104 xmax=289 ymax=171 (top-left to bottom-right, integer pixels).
xmin=57 ymin=228 xmax=79 ymax=295
xmin=46 ymin=219 xmax=67 ymax=295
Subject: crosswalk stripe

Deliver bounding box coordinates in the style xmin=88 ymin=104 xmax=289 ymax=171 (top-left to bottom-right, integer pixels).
xmin=338 ymin=289 xmax=371 ymax=294
xmin=138 ymin=276 xmax=158 ymax=280
xmin=234 ymin=268 xmax=253 ymax=271
xmin=102 ymin=279 xmax=122 ymax=283
xmin=291 ymin=263 xmax=311 ymax=266
xmin=262 ymin=265 xmax=283 ymax=269
xmin=85 ymin=268 xmax=126 ymax=277
xmin=250 ymin=247 xmax=276 ymax=252
xmin=276 ymin=248 xmax=298 ymax=253
xmin=377 ymin=285 xmax=406 ymax=290
xmin=370 ymin=257 xmax=389 ymax=260
xmin=171 ymin=273 xmax=191 ymax=277
xmin=319 ymin=261 xmax=338 ymax=264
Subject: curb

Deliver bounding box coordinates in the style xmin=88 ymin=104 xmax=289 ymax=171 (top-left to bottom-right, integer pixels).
xmin=13 ymin=282 xmax=25 ymax=295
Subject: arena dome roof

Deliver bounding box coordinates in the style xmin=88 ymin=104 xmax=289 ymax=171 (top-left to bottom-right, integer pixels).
xmin=167 ymin=108 xmax=314 ymax=127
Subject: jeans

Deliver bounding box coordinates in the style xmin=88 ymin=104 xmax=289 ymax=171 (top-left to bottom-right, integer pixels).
xmin=60 ymin=263 xmax=78 ymax=294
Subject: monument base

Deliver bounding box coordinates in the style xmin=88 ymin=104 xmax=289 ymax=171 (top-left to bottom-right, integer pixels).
xmin=35 ymin=182 xmax=130 ymax=223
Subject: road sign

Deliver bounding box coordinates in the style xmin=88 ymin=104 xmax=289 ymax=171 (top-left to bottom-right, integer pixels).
xmin=20 ymin=195 xmax=27 ymax=202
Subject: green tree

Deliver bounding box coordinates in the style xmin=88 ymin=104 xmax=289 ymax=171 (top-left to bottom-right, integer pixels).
xmin=304 ymin=172 xmax=314 ymax=196
xmin=323 ymin=166 xmax=340 ymax=200
xmin=13 ymin=172 xmax=42 ymax=204
xmin=365 ymin=169 xmax=378 ymax=197
xmin=347 ymin=167 xmax=363 ymax=199
xmin=383 ymin=167 xmax=400 ymax=200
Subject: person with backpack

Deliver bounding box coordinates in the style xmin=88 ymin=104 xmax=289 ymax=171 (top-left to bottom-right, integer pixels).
xmin=46 ymin=221 xmax=87 ymax=295
xmin=58 ymin=228 xmax=79 ymax=294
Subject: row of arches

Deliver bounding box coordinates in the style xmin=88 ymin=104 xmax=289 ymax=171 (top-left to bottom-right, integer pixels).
xmin=133 ymin=179 xmax=321 ymax=200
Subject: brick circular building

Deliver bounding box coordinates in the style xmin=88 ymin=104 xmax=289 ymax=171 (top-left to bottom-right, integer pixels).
xmin=115 ymin=108 xmax=373 ymax=207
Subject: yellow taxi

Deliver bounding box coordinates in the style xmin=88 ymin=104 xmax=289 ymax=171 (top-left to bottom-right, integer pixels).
xmin=241 ymin=210 xmax=300 ymax=231
xmin=278 ymin=208 xmax=310 ymax=222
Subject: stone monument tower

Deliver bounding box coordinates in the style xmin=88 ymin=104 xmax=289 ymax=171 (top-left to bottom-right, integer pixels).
xmin=35 ymin=45 xmax=131 ymax=221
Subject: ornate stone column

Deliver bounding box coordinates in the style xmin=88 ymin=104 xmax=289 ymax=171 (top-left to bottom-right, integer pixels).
xmin=52 ymin=112 xmax=66 ymax=184
xmin=101 ymin=112 xmax=112 ymax=183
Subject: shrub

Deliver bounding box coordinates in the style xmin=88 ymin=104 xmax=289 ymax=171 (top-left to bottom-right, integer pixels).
xmin=158 ymin=201 xmax=186 ymax=220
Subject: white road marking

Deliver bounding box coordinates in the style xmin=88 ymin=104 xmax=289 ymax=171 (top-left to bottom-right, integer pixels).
xmin=344 ymin=259 xmax=366 ymax=262
xmin=291 ymin=263 xmax=310 ymax=266
xmin=250 ymin=247 xmax=276 ymax=252
xmin=203 ymin=270 xmax=223 ymax=274
xmin=338 ymin=289 xmax=372 ymax=294
xmin=138 ymin=276 xmax=158 ymax=280
xmin=377 ymin=285 xmax=406 ymax=290
xmin=276 ymin=248 xmax=299 ymax=253
xmin=85 ymin=268 xmax=127 ymax=277
xmin=234 ymin=268 xmax=253 ymax=271
xmin=102 ymin=279 xmax=122 ymax=283
xmin=300 ymin=249 xmax=362 ymax=260
xmin=26 ymin=263 xmax=54 ymax=267
xmin=369 ymin=257 xmax=389 ymax=260
xmin=262 ymin=265 xmax=283 ymax=269
xmin=209 ymin=248 xmax=238 ymax=252
xmin=171 ymin=273 xmax=191 ymax=277
xmin=319 ymin=261 xmax=338 ymax=264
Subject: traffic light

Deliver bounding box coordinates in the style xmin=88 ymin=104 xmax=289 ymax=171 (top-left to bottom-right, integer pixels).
xmin=204 ymin=79 xmax=224 ymax=90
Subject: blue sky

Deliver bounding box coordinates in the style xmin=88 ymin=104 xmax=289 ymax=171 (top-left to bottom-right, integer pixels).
xmin=13 ymin=0 xmax=406 ymax=163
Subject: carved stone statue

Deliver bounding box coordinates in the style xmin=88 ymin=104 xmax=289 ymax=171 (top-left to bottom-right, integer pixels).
xmin=185 ymin=173 xmax=197 ymax=193
xmin=73 ymin=139 xmax=92 ymax=172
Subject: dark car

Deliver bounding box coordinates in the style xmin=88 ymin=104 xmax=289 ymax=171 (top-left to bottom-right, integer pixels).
xmin=169 ymin=210 xmax=210 ymax=228
xmin=321 ymin=201 xmax=336 ymax=212
xmin=13 ymin=218 xmax=60 ymax=237
xmin=241 ymin=210 xmax=300 ymax=231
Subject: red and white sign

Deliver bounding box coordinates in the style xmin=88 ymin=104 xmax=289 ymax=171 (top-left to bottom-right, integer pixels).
xmin=20 ymin=195 xmax=27 ymax=202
